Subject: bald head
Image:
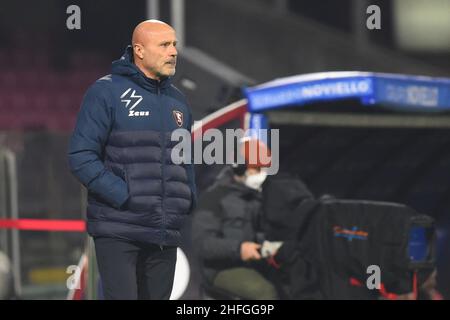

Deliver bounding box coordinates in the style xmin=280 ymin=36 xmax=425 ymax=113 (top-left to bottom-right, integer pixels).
xmin=132 ymin=20 xmax=175 ymax=46
xmin=131 ymin=20 xmax=178 ymax=80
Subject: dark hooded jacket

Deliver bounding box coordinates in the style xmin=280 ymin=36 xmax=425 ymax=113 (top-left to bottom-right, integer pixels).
xmin=68 ymin=46 xmax=197 ymax=246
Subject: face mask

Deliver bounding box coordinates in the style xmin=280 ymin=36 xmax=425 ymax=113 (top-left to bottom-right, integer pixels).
xmin=244 ymin=170 xmax=267 ymax=191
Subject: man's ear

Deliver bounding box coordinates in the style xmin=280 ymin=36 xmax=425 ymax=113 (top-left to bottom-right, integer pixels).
xmin=133 ymin=44 xmax=144 ymax=60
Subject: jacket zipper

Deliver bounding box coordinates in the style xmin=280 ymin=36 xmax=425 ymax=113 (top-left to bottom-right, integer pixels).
xmin=158 ymin=84 xmax=167 ymax=245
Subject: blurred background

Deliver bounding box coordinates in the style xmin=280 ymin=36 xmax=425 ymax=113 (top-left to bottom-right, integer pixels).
xmin=0 ymin=0 xmax=449 ymax=299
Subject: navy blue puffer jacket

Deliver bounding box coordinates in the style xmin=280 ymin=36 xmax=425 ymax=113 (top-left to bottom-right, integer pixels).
xmin=68 ymin=46 xmax=197 ymax=246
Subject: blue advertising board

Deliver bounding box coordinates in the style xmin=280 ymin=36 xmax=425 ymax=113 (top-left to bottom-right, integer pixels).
xmin=243 ymin=72 xmax=450 ymax=112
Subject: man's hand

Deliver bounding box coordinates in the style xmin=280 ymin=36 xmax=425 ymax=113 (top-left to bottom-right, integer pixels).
xmin=240 ymin=242 xmax=262 ymax=261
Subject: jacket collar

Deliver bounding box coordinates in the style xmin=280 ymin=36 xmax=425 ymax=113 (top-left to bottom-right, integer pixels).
xmin=214 ymin=166 xmax=261 ymax=198
xmin=111 ymin=45 xmax=172 ymax=93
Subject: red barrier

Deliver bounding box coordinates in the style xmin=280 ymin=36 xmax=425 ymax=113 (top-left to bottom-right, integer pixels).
xmin=0 ymin=219 xmax=86 ymax=232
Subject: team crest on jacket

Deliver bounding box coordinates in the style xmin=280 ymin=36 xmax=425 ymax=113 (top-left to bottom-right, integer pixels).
xmin=173 ymin=110 xmax=183 ymax=127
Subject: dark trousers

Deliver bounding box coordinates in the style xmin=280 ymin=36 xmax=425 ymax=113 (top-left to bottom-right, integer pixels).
xmin=93 ymin=237 xmax=177 ymax=300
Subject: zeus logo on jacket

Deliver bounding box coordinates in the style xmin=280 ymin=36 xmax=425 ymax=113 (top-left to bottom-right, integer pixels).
xmin=120 ymin=88 xmax=149 ymax=117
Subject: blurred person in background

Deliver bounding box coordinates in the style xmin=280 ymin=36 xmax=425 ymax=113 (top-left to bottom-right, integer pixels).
xmin=68 ymin=20 xmax=196 ymax=300
xmin=192 ymin=144 xmax=281 ymax=299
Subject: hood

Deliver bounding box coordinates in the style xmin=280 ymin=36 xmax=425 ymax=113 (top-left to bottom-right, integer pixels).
xmin=111 ymin=45 xmax=172 ymax=92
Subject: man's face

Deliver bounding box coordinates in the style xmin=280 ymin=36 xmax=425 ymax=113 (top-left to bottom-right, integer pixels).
xmin=138 ymin=29 xmax=178 ymax=80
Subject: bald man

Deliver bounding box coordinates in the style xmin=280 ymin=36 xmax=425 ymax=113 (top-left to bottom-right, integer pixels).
xmin=68 ymin=20 xmax=197 ymax=300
